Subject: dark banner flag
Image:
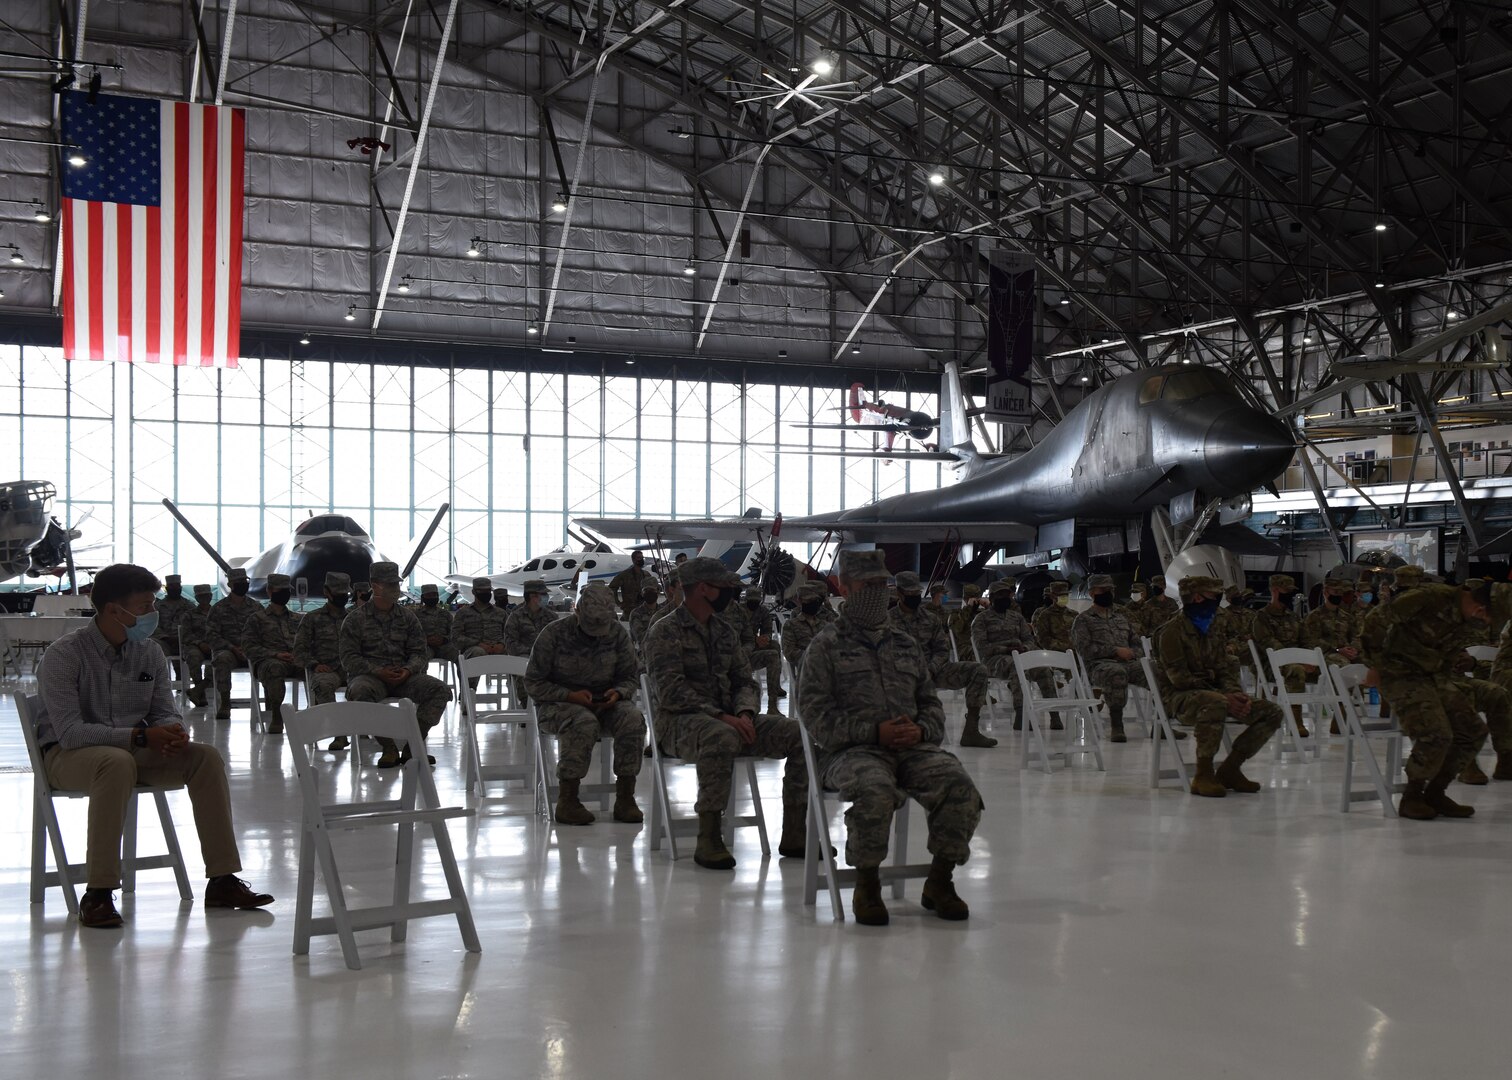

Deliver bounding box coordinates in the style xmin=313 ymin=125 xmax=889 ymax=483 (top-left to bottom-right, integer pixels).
xmin=984 ymin=250 xmax=1035 ymax=424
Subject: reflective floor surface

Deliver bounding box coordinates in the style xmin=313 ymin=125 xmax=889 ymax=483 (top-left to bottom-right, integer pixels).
xmin=0 ymin=675 xmax=1506 ymax=1080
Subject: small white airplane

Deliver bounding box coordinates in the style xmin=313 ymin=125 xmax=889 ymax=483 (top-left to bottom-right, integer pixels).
xmin=445 ymin=540 xmax=642 ymax=603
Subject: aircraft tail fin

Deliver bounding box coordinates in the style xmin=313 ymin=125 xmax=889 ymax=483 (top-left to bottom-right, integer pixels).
xmin=939 ymin=362 xmax=979 ymax=466
xmin=848 ymin=383 xmax=864 ymax=422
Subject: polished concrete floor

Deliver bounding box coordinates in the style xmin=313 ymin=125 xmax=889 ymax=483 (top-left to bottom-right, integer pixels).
xmin=1 ymin=673 xmax=1507 ymax=1080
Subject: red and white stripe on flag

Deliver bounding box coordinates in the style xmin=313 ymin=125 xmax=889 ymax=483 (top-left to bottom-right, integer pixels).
xmin=61 ymin=100 xmax=245 ymax=367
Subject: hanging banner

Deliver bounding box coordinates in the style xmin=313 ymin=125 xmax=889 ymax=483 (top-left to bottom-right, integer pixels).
xmin=984 ymin=250 xmax=1036 ymax=424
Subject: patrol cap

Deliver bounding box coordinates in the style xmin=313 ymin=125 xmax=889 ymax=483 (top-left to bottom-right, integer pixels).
xmin=1128 ymin=581 xmax=1147 ymax=596
xmin=472 ymin=576 xmax=493 ymax=591
xmin=838 ymin=550 xmax=889 ymax=582
xmin=1241 ymin=589 xmax=1257 ymax=603
xmin=678 ymin=556 xmax=742 ymax=588
xmin=1391 ymin=565 xmax=1425 ymax=589
xmin=193 ymin=583 xmax=213 ymax=597
xmin=963 ymin=584 xmax=982 ymax=598
xmin=929 ymin=582 xmax=947 ymax=595
xmin=324 ymin=571 xmax=351 ymax=590
xmin=1269 ymin=574 xmax=1296 ymax=592
xmin=420 ymin=583 xmax=439 ymax=597
xmin=1149 ymin=574 xmax=1167 ymax=589
xmin=988 ymin=579 xmax=1015 ymax=597
xmin=267 ymin=573 xmax=291 ymax=590
xmin=369 ymin=561 xmax=401 ymax=584
xmin=641 ymin=584 xmax=659 ymax=599
xmin=893 ymin=571 xmax=924 ymax=595
xmin=799 ymin=581 xmax=828 ymax=600
xmin=1046 ymin=581 xmax=1069 ymax=597
xmin=522 ymin=578 xmax=548 ymax=596
xmin=1086 ymin=574 xmax=1114 ymax=590
xmin=1224 ymin=585 xmax=1244 ymax=602
xmin=1323 ymin=573 xmax=1351 ymax=593
xmin=354 ymin=581 xmax=370 ymax=593
xmin=165 ymin=574 xmax=182 ymax=586
xmin=1179 ymin=575 xmax=1225 ymax=601
xmin=744 ymin=585 xmax=763 ymax=601
xmin=227 ymin=567 xmax=249 ymax=582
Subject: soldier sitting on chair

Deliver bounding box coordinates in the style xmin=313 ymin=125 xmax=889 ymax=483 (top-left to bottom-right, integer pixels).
xmin=179 ymin=583 xmax=215 ymax=707
xmin=725 ymin=585 xmax=785 ymax=715
xmin=781 ymin=581 xmax=830 ymax=675
xmin=799 ymin=549 xmax=983 ymax=926
xmin=241 ymin=573 xmax=302 ymax=734
xmin=338 ymin=562 xmax=452 ymax=769
xmin=453 ymin=577 xmax=509 ymax=669
xmin=524 ymin=583 xmax=646 ymax=826
xmin=628 ymin=584 xmax=660 ymax=650
xmin=643 ymin=556 xmax=808 ymax=870
xmin=971 ymin=580 xmax=1056 ymax=731
xmin=295 ymin=571 xmax=351 ymax=750
xmin=889 ymin=571 xmax=994 ymax=748
xmin=416 ymin=583 xmax=456 ymax=666
xmin=208 ymin=567 xmax=258 ymax=720
xmin=1155 ymin=575 xmax=1284 ymax=798
xmin=152 ymin=574 xmax=193 ymax=663
xmin=1071 ymin=574 xmax=1157 ymax=744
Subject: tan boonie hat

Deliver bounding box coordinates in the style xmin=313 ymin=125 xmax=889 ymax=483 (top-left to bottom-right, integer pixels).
xmin=1046 ymin=581 xmax=1069 ymax=596
xmin=988 ymin=579 xmax=1015 ymax=597
xmin=369 ymin=562 xmax=400 ymax=584
xmin=266 ymin=573 xmax=291 ymax=590
xmin=893 ymin=571 xmax=924 ymax=595
xmin=1087 ymin=574 xmax=1114 ymax=590
xmin=193 ymin=583 xmax=213 ymax=597
xmin=522 ymin=578 xmax=548 ymax=596
xmin=1269 ymin=574 xmax=1296 ymax=591
xmin=420 ymin=583 xmax=439 ymax=597
xmin=838 ymin=550 xmax=889 ymax=582
xmin=1178 ymin=575 xmax=1225 ymax=601
xmin=678 ymin=556 xmax=742 ymax=588
xmin=227 ymin=567 xmax=248 ymax=582
xmin=472 ymin=576 xmax=492 ymax=591
xmin=324 ymin=571 xmax=351 ymax=590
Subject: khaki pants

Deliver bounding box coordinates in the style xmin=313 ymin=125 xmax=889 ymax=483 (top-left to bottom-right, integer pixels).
xmin=43 ymin=742 xmax=242 ymax=889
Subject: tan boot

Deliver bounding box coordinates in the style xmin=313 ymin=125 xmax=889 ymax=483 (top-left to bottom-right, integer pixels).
xmin=1292 ymin=706 xmax=1310 ymax=739
xmin=554 ymin=778 xmax=596 ymax=826
xmin=851 ymin=867 xmax=889 ymax=926
xmin=1215 ymin=755 xmax=1261 ymax=793
xmin=1460 ymin=759 xmax=1489 ymax=785
xmin=1190 ymin=758 xmax=1227 ymax=798
xmin=1424 ymin=774 xmax=1474 ymax=818
xmin=921 ymin=857 xmax=969 ymax=920
xmin=612 ymin=775 xmax=643 ymax=823
xmin=777 ymin=803 xmax=807 ymax=859
xmin=959 ymin=708 xmax=997 ymax=748
xmin=694 ymin=811 xmax=736 ymax=870
xmin=1397 ymin=779 xmax=1438 ymax=820
xmin=1494 ymin=754 xmax=1512 ymax=781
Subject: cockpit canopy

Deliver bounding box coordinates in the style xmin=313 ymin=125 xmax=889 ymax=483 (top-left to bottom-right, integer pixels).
xmin=1138 ymin=367 xmax=1229 ymax=406
xmin=294 ymin=514 xmax=369 ymax=538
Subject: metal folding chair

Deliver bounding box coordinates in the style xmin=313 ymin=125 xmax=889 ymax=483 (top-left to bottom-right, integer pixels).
xmin=1014 ymin=649 xmax=1105 ymax=773
xmin=1266 ymin=646 xmax=1332 ymax=762
xmin=457 ymin=654 xmax=535 ymax=800
xmin=1331 ymin=664 xmax=1406 ymax=816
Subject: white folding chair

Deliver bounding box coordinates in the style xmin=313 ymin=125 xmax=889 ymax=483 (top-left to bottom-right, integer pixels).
xmin=529 ymin=700 xmax=617 ymax=820
xmin=640 ymin=674 xmax=769 ymax=860
xmin=1466 ymin=645 xmax=1498 ymax=665
xmin=457 ymin=654 xmax=535 ymax=800
xmin=12 ymin=692 xmax=192 ymax=914
xmin=796 ymin=718 xmax=927 ymax=922
xmin=1266 ymin=646 xmax=1332 ymax=762
xmin=1136 ymin=657 xmax=1193 ymax=788
xmin=286 ymin=700 xmax=480 ymax=971
xmin=1247 ymin=640 xmax=1277 ymax=701
xmin=1331 ymin=664 xmax=1406 ymax=816
xmin=970 ymin=638 xmax=1016 ymax=728
xmin=249 ymin=665 xmax=305 ymax=732
xmin=1014 ymin=649 xmax=1105 ymax=773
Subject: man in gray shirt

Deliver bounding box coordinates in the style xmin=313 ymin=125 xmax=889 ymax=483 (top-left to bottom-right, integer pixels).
xmin=32 ymin=563 xmax=274 ymax=928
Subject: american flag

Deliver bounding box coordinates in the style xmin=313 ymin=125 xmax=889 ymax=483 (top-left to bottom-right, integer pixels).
xmin=60 ymin=91 xmax=245 ymax=367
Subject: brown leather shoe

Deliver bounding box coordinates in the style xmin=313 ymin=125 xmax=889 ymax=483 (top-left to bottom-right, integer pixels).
xmin=79 ymin=888 xmax=124 ymax=928
xmin=204 ymin=875 xmax=275 ymax=909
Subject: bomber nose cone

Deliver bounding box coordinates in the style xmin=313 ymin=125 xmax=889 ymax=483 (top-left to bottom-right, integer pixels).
xmin=1202 ymin=408 xmax=1295 ymax=494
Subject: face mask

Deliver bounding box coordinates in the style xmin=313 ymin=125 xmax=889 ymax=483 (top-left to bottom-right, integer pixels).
xmin=901 ymin=594 xmax=922 ymax=610
xmin=1327 ymin=594 xmax=1342 ymax=605
xmin=1092 ymin=592 xmax=1113 ymax=608
xmin=269 ymin=590 xmax=292 ymax=607
xmin=1278 ymin=591 xmax=1298 ymax=606
xmin=475 ymin=592 xmax=492 ymax=605
xmin=1359 ymin=592 xmax=1374 ymax=605
xmin=421 ymin=595 xmax=438 ymax=607
xmin=844 ymin=585 xmax=890 ymax=629
xmin=117 ymin=606 xmax=159 ymax=642
xmin=1185 ymin=598 xmax=1220 ymax=634
xmin=709 ymin=586 xmax=738 ymax=614
xmin=231 ymin=581 xmax=250 ymax=596
xmin=992 ymin=595 xmax=1013 ymax=612
xmin=1342 ymin=594 xmax=1356 ymax=606
xmin=801 ymin=601 xmax=822 ymax=616
xmin=166 ymin=586 xmax=182 ymax=599
xmin=745 ymin=599 xmax=761 ymax=610
xmin=1055 ymin=596 xmax=1069 ymax=607
xmin=329 ymin=593 xmax=349 ymax=608
xmin=1129 ymin=591 xmax=1145 ymax=603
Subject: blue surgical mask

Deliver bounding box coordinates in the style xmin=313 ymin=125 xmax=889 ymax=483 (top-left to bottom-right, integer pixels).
xmin=1185 ymin=598 xmax=1220 ymax=635
xmin=1359 ymin=592 xmax=1374 ymax=605
xmin=119 ymin=607 xmax=159 ymax=642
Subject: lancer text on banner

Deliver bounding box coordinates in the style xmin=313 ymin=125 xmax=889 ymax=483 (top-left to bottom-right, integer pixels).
xmin=984 ymin=249 xmax=1035 ymax=425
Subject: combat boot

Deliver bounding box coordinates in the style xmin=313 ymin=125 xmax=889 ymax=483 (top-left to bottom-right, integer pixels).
xmin=1424 ymin=775 xmax=1475 ymax=818
xmin=1329 ymin=717 xmax=1341 ymax=736
xmin=554 ymin=778 xmax=596 ymax=826
xmin=1189 ymin=759 xmax=1227 ymax=798
xmin=267 ymin=706 xmax=284 ymax=735
xmin=1397 ymin=780 xmax=1438 ymax=820
xmin=1494 ymin=754 xmax=1512 ymax=781
xmin=765 ymin=689 xmax=783 ymax=716
xmin=187 ymin=686 xmax=207 ymax=708
xmin=920 ymin=857 xmax=969 ymax=921
xmin=1459 ymin=759 xmax=1489 ymax=785
xmin=612 ymin=776 xmax=643 ymax=823
xmin=1215 ymin=755 xmax=1261 ymax=793
xmin=694 ymin=811 xmax=736 ymax=870
xmin=1049 ymin=712 xmax=1064 ymax=731
xmin=960 ymin=708 xmax=998 ymax=748
xmin=777 ymin=802 xmax=807 ymax=858
xmin=851 ymin=867 xmax=889 ymax=926
xmin=1292 ymin=706 xmax=1310 ymax=739
xmin=1108 ymin=711 xmax=1127 ymax=744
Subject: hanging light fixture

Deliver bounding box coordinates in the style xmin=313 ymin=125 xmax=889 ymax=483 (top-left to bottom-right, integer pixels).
xmin=344 ymin=305 xmax=357 ymax=321
xmin=396 ymin=275 xmax=412 ymax=294
xmin=7 ymin=245 xmax=23 ymax=265
xmin=551 ymin=193 xmax=568 ymax=213
xmin=466 ymin=237 xmax=482 ymax=257
xmin=31 ymin=202 xmax=51 ymax=223
xmin=299 ymin=332 xmax=311 ymax=345
xmin=67 ymin=150 xmax=86 ymax=167
xmin=928 ymin=170 xmax=946 ymax=186
xmin=682 ymin=261 xmax=697 ymax=276
xmin=527 ymin=321 xmax=540 ymax=335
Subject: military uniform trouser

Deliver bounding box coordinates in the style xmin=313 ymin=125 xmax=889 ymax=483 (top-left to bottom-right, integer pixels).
xmin=931 ymin=661 xmax=989 ymax=710
xmin=426 ymin=644 xmax=458 ymax=666
xmin=537 ymin=701 xmax=645 ymax=780
xmin=750 ymin=647 xmax=782 ymax=694
xmin=821 ymin=745 xmax=983 ymax=868
xmin=1168 ymin=690 xmax=1284 ymax=761
xmin=1452 ymin=674 xmax=1503 ymax=757
xmin=1379 ymin=674 xmax=1486 ymax=782
xmin=1487 ymin=673 xmax=1512 ymax=755
xmin=659 ymin=712 xmax=808 ymax=814
xmin=346 ymin=672 xmax=452 ymax=733
xmin=182 ymin=645 xmax=211 ymax=689
xmin=982 ymin=655 xmax=1055 ymax=714
xmin=254 ymin=659 xmax=303 ymax=710
xmin=1085 ymin=657 xmax=1148 ymax=714
xmin=212 ymin=650 xmax=249 ymax=699
xmin=307 ymin=669 xmax=345 ymax=706
xmin=1276 ymin=663 xmax=1309 ymax=696
xmin=460 ymin=644 xmax=507 ymax=696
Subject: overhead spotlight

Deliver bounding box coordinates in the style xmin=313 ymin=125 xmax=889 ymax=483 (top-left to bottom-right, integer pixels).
xmin=625 ymin=358 xmax=635 ymax=365
xmin=1059 ymin=295 xmax=1071 ymax=305
xmin=778 ymin=349 xmax=788 ymax=358
xmin=8 ymin=246 xmax=23 ymax=265
xmin=1079 ymin=374 xmax=1090 ymax=383
xmin=466 ymin=237 xmax=481 ymax=257
xmin=52 ymin=67 xmax=75 ymax=94
xmin=1447 ymin=310 xmax=1460 ymax=321
xmin=851 ymin=344 xmax=861 ymax=355
xmin=298 ymin=332 xmax=311 ymax=345
xmin=31 ymin=202 xmax=51 ymax=223
xmin=0 ymin=288 xmax=6 ymax=299
xmin=527 ymin=321 xmax=540 ymax=335
xmin=1180 ymin=357 xmax=1192 ymax=365
xmin=344 ymin=305 xmax=357 ymax=321
xmin=66 ymin=150 xmax=86 ymax=167
xmin=1373 ymin=222 xmax=1388 ymax=233
xmin=928 ymin=171 xmax=946 ymax=187
xmin=1374 ymin=280 xmax=1386 ymax=289
xmin=86 ymin=69 xmax=102 ymax=103
xmin=1302 ymin=335 xmax=1313 ymax=344
xmin=1101 ymin=338 xmax=1112 ymax=344
xmin=682 ymin=261 xmax=697 ymax=276
xmin=810 ymin=52 xmax=836 ymax=77
xmin=396 ymin=276 xmax=412 ymax=294
xmin=551 ymin=193 xmax=568 ymax=213
xmin=671 ymin=127 xmax=692 ymax=139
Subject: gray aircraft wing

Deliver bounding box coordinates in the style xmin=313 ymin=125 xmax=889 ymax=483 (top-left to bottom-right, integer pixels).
xmin=572 ymin=515 xmax=1036 ymax=545
xmin=571 ymin=517 xmax=776 ymax=543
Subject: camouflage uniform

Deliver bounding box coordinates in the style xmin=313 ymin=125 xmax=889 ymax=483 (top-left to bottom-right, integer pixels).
xmin=800 ymin=610 xmax=982 ymax=869
xmin=179 ymin=586 xmax=215 ymax=702
xmin=948 ymin=585 xmax=983 ymax=659
xmin=970 ymin=582 xmax=1053 ymax=722
xmin=241 ymin=574 xmax=303 ymax=718
xmin=724 ymin=588 xmax=784 ymax=713
xmin=153 ymin=575 xmax=193 ymax=657
xmin=453 ymin=581 xmax=510 ymax=661
xmin=503 ymin=601 xmax=557 ymax=658
xmin=1154 ymin=578 xmax=1283 ymax=777
xmin=781 ymin=582 xmax=829 ymax=672
xmin=208 ymin=568 xmax=258 ymax=717
xmin=524 ymin=609 xmax=644 ymax=781
xmin=1135 ymin=576 xmax=1181 ymax=640
xmin=1303 ymin=576 xmax=1363 ymax=666
xmin=889 ymin=596 xmax=988 ymax=712
xmin=608 ymin=562 xmax=654 ymax=617
xmin=294 ymin=594 xmax=348 ymax=706
xmin=1251 ymin=581 xmax=1310 ymax=695
xmin=644 ymin=606 xmax=806 ymax=816
xmin=1213 ymin=588 xmax=1257 ymax=667
xmin=414 ymin=584 xmax=456 ymax=664
xmin=1071 ymin=579 xmax=1148 ymax=724
xmin=628 ymin=595 xmax=660 ymax=649
xmin=338 ymin=565 xmax=451 ymax=737
xmin=1031 ymin=589 xmax=1077 ymax=653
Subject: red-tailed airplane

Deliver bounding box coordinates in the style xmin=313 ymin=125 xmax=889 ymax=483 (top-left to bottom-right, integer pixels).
xmin=789 ymin=382 xmax=941 ymax=455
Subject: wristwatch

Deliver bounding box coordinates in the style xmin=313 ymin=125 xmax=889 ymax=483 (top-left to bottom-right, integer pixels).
xmin=134 ymin=725 xmax=149 ymax=747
